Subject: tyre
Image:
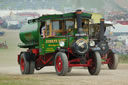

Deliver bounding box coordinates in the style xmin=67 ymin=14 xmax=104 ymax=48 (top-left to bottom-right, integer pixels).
xmin=20 ymin=52 xmax=30 ymax=74
xmin=29 ymin=61 xmax=35 ymax=74
xmin=107 ymin=51 xmax=118 ymax=70
xmin=68 ymin=67 xmax=72 ymax=73
xmin=54 ymin=52 xmax=68 ymax=76
xmin=88 ymin=51 xmax=101 ymax=75
xmin=20 ymin=52 xmax=35 ymax=74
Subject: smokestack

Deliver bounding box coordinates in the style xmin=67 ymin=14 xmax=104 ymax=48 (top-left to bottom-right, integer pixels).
xmin=76 ymin=10 xmax=83 ymax=33
xmin=99 ymin=18 xmax=105 ymax=40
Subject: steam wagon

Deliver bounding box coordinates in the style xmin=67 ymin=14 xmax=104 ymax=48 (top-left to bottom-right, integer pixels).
xmin=17 ymin=10 xmax=102 ymax=76
xmin=88 ymin=18 xmax=118 ymax=69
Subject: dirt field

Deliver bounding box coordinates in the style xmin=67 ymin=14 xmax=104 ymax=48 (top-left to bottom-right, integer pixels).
xmin=0 ymin=29 xmax=128 ymax=85
xmin=0 ymin=64 xmax=128 ymax=85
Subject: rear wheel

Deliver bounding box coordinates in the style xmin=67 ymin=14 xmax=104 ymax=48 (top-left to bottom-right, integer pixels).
xmin=88 ymin=51 xmax=101 ymax=75
xmin=29 ymin=61 xmax=35 ymax=74
xmin=20 ymin=52 xmax=35 ymax=74
xmin=54 ymin=52 xmax=68 ymax=76
xmin=107 ymin=51 xmax=118 ymax=69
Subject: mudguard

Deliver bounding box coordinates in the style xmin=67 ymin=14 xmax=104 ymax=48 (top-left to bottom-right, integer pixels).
xmin=56 ymin=47 xmax=67 ymax=53
xmin=59 ymin=49 xmax=67 ymax=52
xmin=18 ymin=52 xmax=36 ymax=64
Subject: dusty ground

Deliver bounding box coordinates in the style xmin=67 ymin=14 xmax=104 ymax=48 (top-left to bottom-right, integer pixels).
xmin=0 ymin=29 xmax=128 ymax=85
xmin=0 ymin=64 xmax=128 ymax=85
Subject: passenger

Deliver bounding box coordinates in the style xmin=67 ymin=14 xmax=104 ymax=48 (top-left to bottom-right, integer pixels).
xmin=82 ymin=22 xmax=88 ymax=34
xmin=42 ymin=28 xmax=45 ymax=38
xmin=40 ymin=21 xmax=45 ymax=37
xmin=41 ymin=26 xmax=45 ymax=38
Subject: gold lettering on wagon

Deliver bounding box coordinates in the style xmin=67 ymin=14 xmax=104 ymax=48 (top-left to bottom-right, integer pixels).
xmin=46 ymin=39 xmax=66 ymax=43
xmin=46 ymin=48 xmax=54 ymax=51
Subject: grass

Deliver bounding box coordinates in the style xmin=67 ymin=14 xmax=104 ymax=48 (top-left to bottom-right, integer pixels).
xmin=0 ymin=73 xmax=91 ymax=85
xmin=0 ymin=74 xmax=39 ymax=85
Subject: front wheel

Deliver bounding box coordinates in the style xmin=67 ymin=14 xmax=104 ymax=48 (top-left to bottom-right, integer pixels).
xmin=107 ymin=51 xmax=118 ymax=69
xmin=54 ymin=52 xmax=68 ymax=76
xmin=88 ymin=51 xmax=101 ymax=75
xmin=68 ymin=67 xmax=72 ymax=73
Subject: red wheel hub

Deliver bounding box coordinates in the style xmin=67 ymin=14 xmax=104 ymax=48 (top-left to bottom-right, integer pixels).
xmin=56 ymin=56 xmax=63 ymax=72
xmin=20 ymin=58 xmax=25 ymax=72
xmin=89 ymin=57 xmax=96 ymax=70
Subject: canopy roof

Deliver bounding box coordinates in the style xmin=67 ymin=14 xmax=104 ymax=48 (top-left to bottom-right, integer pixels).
xmin=28 ymin=12 xmax=92 ymax=23
xmin=89 ymin=23 xmax=113 ymax=27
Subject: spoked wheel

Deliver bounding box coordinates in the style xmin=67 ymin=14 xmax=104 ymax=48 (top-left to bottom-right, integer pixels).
xmin=88 ymin=51 xmax=101 ymax=75
xmin=55 ymin=52 xmax=68 ymax=76
xmin=107 ymin=50 xmax=118 ymax=69
xmin=20 ymin=52 xmax=35 ymax=74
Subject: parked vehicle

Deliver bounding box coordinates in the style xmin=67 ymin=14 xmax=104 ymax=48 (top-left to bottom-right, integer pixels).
xmin=7 ymin=20 xmax=22 ymax=29
xmin=0 ymin=32 xmax=5 ymax=36
xmin=0 ymin=17 xmax=7 ymax=28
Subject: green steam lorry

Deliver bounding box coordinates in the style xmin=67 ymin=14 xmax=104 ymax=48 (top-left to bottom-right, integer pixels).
xmin=18 ymin=10 xmax=102 ymax=76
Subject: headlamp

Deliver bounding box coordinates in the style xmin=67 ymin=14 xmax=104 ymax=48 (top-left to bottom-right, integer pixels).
xmin=89 ymin=40 xmax=95 ymax=47
xmin=59 ymin=41 xmax=65 ymax=47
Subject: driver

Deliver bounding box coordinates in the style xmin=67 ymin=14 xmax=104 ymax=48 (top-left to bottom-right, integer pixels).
xmin=82 ymin=22 xmax=88 ymax=34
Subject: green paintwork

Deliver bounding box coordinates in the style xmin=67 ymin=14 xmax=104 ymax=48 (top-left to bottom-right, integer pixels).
xmin=18 ymin=42 xmax=38 ymax=48
xmin=19 ymin=23 xmax=39 ymax=44
xmin=39 ymin=36 xmax=88 ymax=55
xmin=18 ymin=11 xmax=91 ymax=55
xmin=39 ymin=37 xmax=67 ymax=55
